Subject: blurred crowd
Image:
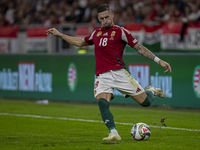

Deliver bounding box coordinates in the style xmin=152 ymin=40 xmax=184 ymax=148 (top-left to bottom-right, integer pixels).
xmin=0 ymin=0 xmax=200 ymax=27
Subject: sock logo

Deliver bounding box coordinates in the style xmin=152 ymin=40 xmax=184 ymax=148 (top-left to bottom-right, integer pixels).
xmin=104 ymin=119 xmax=110 ymax=124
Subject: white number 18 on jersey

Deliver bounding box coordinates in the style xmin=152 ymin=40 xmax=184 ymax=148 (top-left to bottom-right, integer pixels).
xmin=99 ymin=38 xmax=108 ymax=46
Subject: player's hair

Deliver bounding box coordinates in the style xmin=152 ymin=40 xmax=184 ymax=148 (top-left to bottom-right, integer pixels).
xmin=97 ymin=4 xmax=111 ymax=13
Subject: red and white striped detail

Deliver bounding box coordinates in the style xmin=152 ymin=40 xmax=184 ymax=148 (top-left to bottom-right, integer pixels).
xmin=194 ymin=69 xmax=200 ymax=93
xmin=68 ymin=66 xmax=76 ymax=88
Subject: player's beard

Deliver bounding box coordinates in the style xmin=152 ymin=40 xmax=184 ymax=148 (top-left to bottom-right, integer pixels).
xmin=104 ymin=22 xmax=112 ymax=29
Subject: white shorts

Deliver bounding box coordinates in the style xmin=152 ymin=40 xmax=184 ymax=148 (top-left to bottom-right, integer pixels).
xmin=94 ymin=69 xmax=144 ymax=98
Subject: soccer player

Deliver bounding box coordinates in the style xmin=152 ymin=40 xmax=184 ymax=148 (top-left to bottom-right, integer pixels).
xmin=46 ymin=4 xmax=172 ymax=141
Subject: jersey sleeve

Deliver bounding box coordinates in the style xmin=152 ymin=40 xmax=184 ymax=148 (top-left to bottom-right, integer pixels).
xmin=84 ymin=30 xmax=96 ymax=45
xmin=121 ymin=27 xmax=138 ymax=47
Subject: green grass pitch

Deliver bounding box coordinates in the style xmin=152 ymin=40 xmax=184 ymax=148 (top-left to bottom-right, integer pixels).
xmin=0 ymin=98 xmax=200 ymax=150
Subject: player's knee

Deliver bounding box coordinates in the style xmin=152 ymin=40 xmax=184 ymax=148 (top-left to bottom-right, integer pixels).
xmin=97 ymin=98 xmax=103 ymax=106
xmin=139 ymin=98 xmax=151 ymax=107
xmin=97 ymin=98 xmax=109 ymax=108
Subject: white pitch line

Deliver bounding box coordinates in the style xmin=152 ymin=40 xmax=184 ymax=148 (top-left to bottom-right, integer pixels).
xmin=0 ymin=112 xmax=200 ymax=132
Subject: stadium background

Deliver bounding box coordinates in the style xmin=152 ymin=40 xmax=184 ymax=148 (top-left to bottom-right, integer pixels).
xmin=0 ymin=0 xmax=200 ymax=108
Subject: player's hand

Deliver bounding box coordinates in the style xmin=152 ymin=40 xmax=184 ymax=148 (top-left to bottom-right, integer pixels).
xmin=159 ymin=60 xmax=172 ymax=73
xmin=46 ymin=28 xmax=62 ymax=37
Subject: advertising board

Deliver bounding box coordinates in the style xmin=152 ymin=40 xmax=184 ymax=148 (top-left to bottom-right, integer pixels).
xmin=0 ymin=54 xmax=200 ymax=108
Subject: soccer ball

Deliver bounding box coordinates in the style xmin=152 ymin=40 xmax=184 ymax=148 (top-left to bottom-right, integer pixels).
xmin=131 ymin=122 xmax=151 ymax=141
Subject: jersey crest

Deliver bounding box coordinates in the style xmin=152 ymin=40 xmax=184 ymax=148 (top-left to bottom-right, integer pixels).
xmin=96 ymin=31 xmax=102 ymax=37
xmin=111 ymin=31 xmax=116 ymax=37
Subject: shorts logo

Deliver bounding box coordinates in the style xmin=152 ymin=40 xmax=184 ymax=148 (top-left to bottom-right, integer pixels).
xmin=111 ymin=31 xmax=116 ymax=37
xmin=193 ymin=65 xmax=200 ymax=98
xmin=97 ymin=31 xmax=102 ymax=37
xmin=94 ymin=81 xmax=99 ymax=89
xmin=68 ymin=63 xmax=77 ymax=92
xmin=136 ymin=88 xmax=141 ymax=93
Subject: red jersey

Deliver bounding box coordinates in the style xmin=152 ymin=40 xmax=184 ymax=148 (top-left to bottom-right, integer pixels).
xmin=84 ymin=25 xmax=138 ymax=75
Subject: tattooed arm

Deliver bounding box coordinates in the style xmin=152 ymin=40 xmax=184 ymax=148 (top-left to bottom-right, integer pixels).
xmin=134 ymin=43 xmax=156 ymax=61
xmin=134 ymin=43 xmax=172 ymax=73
